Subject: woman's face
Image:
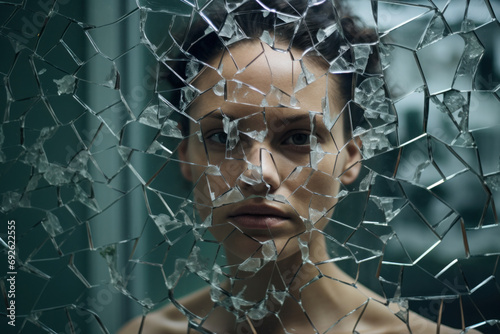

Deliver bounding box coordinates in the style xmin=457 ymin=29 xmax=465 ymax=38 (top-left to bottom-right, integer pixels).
xmin=179 ymin=41 xmax=361 ymax=264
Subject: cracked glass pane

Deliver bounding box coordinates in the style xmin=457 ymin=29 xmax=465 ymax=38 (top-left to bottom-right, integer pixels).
xmin=1 ymin=0 xmax=500 ymax=333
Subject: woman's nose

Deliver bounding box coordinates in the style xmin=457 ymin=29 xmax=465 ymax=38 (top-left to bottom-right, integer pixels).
xmin=237 ymin=146 xmax=281 ymax=193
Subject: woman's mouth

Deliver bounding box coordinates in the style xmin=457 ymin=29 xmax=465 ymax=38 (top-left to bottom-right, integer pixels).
xmin=227 ymin=204 xmax=291 ymax=230
xmin=228 ymin=214 xmax=287 ymax=229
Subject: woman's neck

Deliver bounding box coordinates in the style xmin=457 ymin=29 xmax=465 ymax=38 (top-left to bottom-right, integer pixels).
xmin=220 ymin=231 xmax=352 ymax=320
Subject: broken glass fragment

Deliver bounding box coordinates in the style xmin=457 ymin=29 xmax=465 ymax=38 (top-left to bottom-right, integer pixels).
xmin=53 ymin=74 xmax=76 ymax=95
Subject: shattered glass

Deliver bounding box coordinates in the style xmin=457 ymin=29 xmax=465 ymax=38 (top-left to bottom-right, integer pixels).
xmin=1 ymin=0 xmax=500 ymax=333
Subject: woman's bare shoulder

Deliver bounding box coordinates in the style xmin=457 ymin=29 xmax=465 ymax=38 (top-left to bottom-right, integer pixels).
xmin=370 ymin=316 xmax=483 ymax=334
xmin=118 ymin=286 xmax=213 ymax=334
xmin=358 ymin=299 xmax=483 ymax=334
xmin=406 ymin=310 xmax=483 ymax=334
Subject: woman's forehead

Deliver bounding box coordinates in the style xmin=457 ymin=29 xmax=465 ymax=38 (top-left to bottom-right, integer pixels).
xmin=188 ymin=41 xmax=333 ymax=120
xmin=191 ymin=42 xmax=293 ymax=90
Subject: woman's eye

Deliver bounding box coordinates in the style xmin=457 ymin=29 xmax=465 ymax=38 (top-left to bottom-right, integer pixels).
xmin=207 ymin=132 xmax=228 ymax=144
xmin=284 ymin=133 xmax=310 ymax=146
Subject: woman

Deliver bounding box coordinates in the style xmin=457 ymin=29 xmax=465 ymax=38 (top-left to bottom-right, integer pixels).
xmin=121 ymin=1 xmax=480 ymax=333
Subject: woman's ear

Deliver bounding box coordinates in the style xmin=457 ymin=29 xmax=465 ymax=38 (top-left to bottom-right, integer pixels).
xmin=340 ymin=137 xmax=362 ymax=185
xmin=178 ymin=139 xmax=193 ymax=182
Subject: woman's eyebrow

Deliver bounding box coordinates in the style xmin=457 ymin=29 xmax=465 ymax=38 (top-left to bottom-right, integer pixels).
xmin=264 ymin=112 xmax=316 ymax=130
xmin=276 ymin=113 xmax=312 ymax=125
xmin=202 ymin=110 xmax=313 ymax=123
xmin=200 ymin=112 xmax=225 ymax=121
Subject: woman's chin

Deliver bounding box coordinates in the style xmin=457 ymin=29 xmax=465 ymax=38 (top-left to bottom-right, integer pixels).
xmin=218 ymin=230 xmax=304 ymax=268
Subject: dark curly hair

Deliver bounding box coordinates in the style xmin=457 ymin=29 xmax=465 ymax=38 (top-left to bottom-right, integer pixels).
xmin=162 ymin=0 xmax=381 ymax=137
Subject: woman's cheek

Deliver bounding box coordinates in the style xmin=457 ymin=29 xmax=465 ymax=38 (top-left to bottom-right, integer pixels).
xmin=308 ymin=170 xmax=341 ymax=207
xmin=220 ymin=159 xmax=246 ymax=186
xmin=193 ymin=173 xmax=230 ymax=209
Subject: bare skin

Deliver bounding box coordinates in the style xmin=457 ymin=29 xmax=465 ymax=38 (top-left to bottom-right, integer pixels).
xmin=119 ymin=238 xmax=477 ymax=334
xmin=118 ymin=260 xmax=478 ymax=333
xmin=119 ymin=42 xmax=482 ymax=334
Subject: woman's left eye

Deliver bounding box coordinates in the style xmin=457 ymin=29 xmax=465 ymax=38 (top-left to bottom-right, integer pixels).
xmin=207 ymin=132 xmax=228 ymax=144
xmin=283 ymin=133 xmax=310 ymax=146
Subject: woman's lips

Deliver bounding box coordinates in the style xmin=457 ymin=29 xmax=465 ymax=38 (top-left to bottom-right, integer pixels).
xmin=227 ymin=204 xmax=291 ymax=230
xmin=228 ymin=215 xmax=287 ymax=229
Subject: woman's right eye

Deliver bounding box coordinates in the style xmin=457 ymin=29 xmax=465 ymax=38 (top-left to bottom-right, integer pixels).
xmin=207 ymin=132 xmax=228 ymax=144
